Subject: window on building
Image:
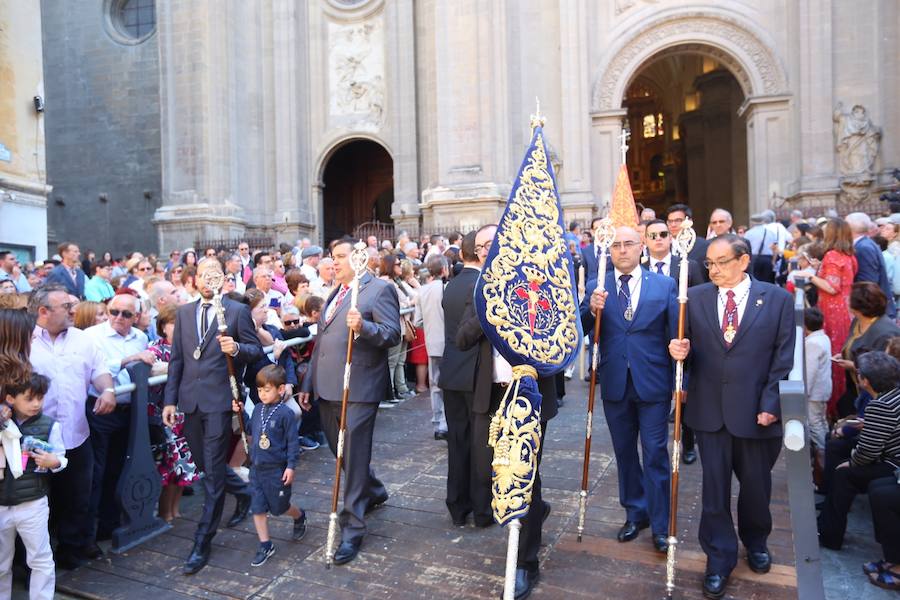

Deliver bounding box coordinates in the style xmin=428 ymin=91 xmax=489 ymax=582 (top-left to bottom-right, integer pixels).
xmin=109 ymin=0 xmax=156 ymax=42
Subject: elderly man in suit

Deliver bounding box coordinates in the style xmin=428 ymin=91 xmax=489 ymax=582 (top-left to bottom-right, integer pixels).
xmin=847 ymin=212 xmax=897 ymax=318
xmin=297 ymin=237 xmax=401 ymax=565
xmin=669 ymin=234 xmax=795 ymax=599
xmin=44 ymin=242 xmax=86 ymax=299
xmin=581 ymin=226 xmax=678 ymax=553
xmin=163 ymin=258 xmax=263 ymax=574
xmin=414 ymin=254 xmax=450 ymax=440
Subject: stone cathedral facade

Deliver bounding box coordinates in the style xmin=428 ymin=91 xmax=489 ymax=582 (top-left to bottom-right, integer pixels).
xmin=40 ymin=0 xmax=900 ymax=255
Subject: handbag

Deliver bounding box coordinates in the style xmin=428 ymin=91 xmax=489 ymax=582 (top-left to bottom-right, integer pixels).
xmin=401 ymin=314 xmax=417 ymax=343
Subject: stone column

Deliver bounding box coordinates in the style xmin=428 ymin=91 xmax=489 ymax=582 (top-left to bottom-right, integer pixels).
xmin=589 ymin=109 xmax=627 ymax=215
xmin=739 ymin=95 xmax=792 ymax=216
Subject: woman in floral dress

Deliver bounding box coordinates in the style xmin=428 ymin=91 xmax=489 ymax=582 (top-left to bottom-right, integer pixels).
xmin=148 ymin=304 xmax=199 ymax=522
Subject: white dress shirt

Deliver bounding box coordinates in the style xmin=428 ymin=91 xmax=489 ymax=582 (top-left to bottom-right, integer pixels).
xmin=84 ymin=321 xmax=149 ymax=403
xmin=493 ymin=350 xmax=513 ymax=384
xmin=613 ymin=266 xmax=643 ymax=311
xmin=649 ymin=253 xmax=672 ymax=277
xmin=716 ymin=274 xmax=752 ymax=325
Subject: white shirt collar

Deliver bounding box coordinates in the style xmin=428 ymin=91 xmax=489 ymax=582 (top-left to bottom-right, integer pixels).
xmin=649 ymin=253 xmax=671 ymax=266
xmin=103 ymin=320 xmax=138 ymax=341
xmin=613 ymin=265 xmax=643 ymax=282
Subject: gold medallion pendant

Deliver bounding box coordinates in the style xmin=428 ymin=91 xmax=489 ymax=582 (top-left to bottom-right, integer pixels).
xmin=258 ymin=433 xmax=271 ymax=450
xmin=723 ymin=325 xmax=736 ymax=343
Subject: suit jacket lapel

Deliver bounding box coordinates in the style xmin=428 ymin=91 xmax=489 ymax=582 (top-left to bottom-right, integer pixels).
xmin=703 ymin=286 xmax=727 ymax=350
xmin=319 ymin=283 xmax=343 ymax=333
xmin=628 ymin=271 xmax=652 ymax=327
xmin=730 ymin=281 xmax=765 ymax=348
xmin=604 ymin=271 xmax=625 ymax=327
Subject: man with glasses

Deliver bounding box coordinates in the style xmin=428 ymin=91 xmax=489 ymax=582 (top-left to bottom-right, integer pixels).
xmin=668 ymin=235 xmax=795 ymax=599
xmin=707 ymin=209 xmax=734 ymax=238
xmin=580 ymin=226 xmax=679 ymax=554
xmin=44 ymin=242 xmax=86 ymax=299
xmin=665 ymin=204 xmax=710 ymax=282
xmin=28 ymin=285 xmax=117 ymax=568
xmin=83 ymin=293 xmax=154 ymax=545
xmin=84 ymin=260 xmax=115 ymax=302
xmin=224 ymin=253 xmax=246 ymax=293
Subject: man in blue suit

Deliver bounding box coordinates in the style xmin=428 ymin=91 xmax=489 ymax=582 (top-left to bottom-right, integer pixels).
xmin=580 ymin=226 xmax=678 ymax=553
xmin=43 ymin=242 xmax=86 ymax=299
xmin=847 ymin=212 xmax=896 ymax=318
xmin=669 ymin=234 xmax=795 ymax=599
xmin=580 ymin=216 xmax=609 ymax=283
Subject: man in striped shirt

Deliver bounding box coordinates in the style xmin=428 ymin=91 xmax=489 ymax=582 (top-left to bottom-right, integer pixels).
xmin=819 ymin=351 xmax=900 ymax=550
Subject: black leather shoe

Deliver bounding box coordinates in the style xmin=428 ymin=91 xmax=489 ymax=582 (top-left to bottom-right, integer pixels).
xmin=747 ymin=550 xmax=772 ymax=574
xmin=474 ymin=515 xmax=496 ymax=528
xmin=55 ymin=549 xmax=86 ymax=570
xmin=702 ymin=573 xmax=729 ymax=599
xmin=652 ymin=534 xmax=668 ymax=553
xmin=542 ymin=502 xmax=551 ymax=524
xmin=227 ymin=494 xmax=251 ymax=528
xmin=182 ymin=541 xmax=211 ymax=575
xmin=78 ymin=542 xmax=104 ymax=560
xmin=434 ymin=431 xmax=448 ymax=441
xmin=333 ymin=539 xmax=361 ymax=565
xmin=365 ymin=493 xmax=389 ymax=514
xmin=512 ymin=568 xmax=539 ymax=600
xmin=617 ymin=519 xmax=649 ymax=542
xmin=683 ymin=448 xmax=697 ymax=464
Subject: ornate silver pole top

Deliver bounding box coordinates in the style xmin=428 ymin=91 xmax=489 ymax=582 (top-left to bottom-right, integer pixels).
xmin=592 ymin=217 xmax=616 ymax=252
xmin=672 ymin=218 xmax=697 ymax=259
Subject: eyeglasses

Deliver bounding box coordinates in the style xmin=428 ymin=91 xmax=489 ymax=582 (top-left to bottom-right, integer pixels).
xmin=709 ymin=220 xmax=729 ymax=225
xmin=49 ymin=301 xmax=78 ymax=312
xmin=703 ymin=256 xmax=740 ymax=270
xmin=475 ymin=242 xmax=493 ymax=253
xmin=283 ymin=319 xmax=300 ymax=326
xmin=138 ymin=266 xmax=152 ymax=272
xmin=108 ymin=308 xmax=135 ymax=319
xmin=611 ymin=241 xmax=640 ymax=251
xmin=646 ymin=231 xmax=669 ymax=240
xmin=666 ymin=217 xmax=686 ymax=225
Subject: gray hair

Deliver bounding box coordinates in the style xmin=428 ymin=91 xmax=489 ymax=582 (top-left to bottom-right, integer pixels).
xmin=108 ymin=292 xmax=141 ymax=313
xmin=711 ymin=208 xmax=733 ymax=223
xmin=845 ymin=212 xmax=873 ymax=234
xmin=282 ymin=304 xmax=300 ymax=316
xmin=857 ymin=351 xmax=900 ymax=394
xmin=27 ymin=284 xmax=70 ymax=316
xmin=790 ymin=209 xmax=804 ymax=219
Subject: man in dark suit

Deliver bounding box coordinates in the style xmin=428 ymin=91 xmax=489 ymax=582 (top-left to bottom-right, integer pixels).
xmin=581 ymin=226 xmax=678 ymax=553
xmin=665 ymin=204 xmax=710 ymax=282
xmin=298 ymin=238 xmax=401 ymax=565
xmin=163 ymin=258 xmax=262 ymax=574
xmin=669 ymin=235 xmax=795 ymax=599
xmin=580 ymin=216 xmax=610 ymax=283
xmin=44 ymin=242 xmax=86 ymax=298
xmin=643 ymin=218 xmax=702 ymax=464
xmin=438 ymin=231 xmax=485 ymax=526
xmin=847 ymin=212 xmax=897 ymax=318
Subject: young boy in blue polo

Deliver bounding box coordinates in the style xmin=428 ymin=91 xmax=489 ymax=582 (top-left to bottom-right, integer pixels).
xmin=233 ymin=364 xmax=306 ymax=567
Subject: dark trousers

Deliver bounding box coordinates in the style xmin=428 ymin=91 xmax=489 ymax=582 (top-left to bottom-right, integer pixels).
xmin=298 ymin=396 xmax=323 ymax=437
xmin=823 ymin=434 xmax=857 ymax=494
xmin=518 ymin=421 xmax=548 ymax=572
xmin=818 ymin=461 xmax=896 ymax=549
xmin=442 ymin=389 xmax=477 ymax=522
xmin=695 ymin=428 xmax=781 ymax=576
xmin=319 ymin=399 xmax=386 ymax=543
xmin=182 ymin=409 xmax=250 ymax=543
xmin=868 ymin=476 xmax=900 ymax=563
xmin=602 ymin=373 xmax=670 ymax=534
xmin=86 ymin=399 xmax=130 ymax=539
xmin=50 ymin=439 xmax=94 ymax=551
xmin=470 ymin=385 xmax=505 ymax=525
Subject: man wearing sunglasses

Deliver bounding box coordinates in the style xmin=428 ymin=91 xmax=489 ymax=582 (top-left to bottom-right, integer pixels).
xmin=580 ymin=226 xmax=679 ymax=555
xmin=83 ymin=292 xmax=154 ymax=549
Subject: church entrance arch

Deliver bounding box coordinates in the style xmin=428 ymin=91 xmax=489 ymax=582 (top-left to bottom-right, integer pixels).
xmin=320 ymin=139 xmax=393 ymax=242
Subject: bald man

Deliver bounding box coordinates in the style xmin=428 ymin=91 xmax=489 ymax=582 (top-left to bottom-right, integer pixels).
xmin=580 ymin=227 xmax=679 ymax=553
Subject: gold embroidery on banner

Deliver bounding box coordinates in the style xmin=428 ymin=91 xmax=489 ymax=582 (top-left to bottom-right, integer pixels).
xmin=480 ymin=133 xmax=580 ymax=366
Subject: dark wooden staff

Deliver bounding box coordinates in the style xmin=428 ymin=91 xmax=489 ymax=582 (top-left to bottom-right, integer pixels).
xmin=577 ymin=218 xmax=615 ymax=542
xmin=211 ymin=275 xmax=249 ymax=454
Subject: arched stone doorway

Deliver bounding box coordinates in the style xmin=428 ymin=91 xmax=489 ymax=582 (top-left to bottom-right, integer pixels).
xmin=321 ymin=139 xmax=394 ymax=242
xmin=624 ymin=55 xmax=748 ymax=230
xmin=590 ymin=11 xmax=791 ymax=231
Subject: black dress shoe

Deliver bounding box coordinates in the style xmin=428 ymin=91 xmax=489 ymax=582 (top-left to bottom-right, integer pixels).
xmin=227 ymin=494 xmax=251 ymax=528
xmin=365 ymin=493 xmax=389 ymax=514
xmin=747 ymin=550 xmax=772 ymax=574
xmin=79 ymin=542 xmax=104 ymax=560
xmin=183 ymin=541 xmax=211 ymax=575
xmin=434 ymin=430 xmax=448 ymax=441
xmin=652 ymin=534 xmax=668 ymax=553
xmin=541 ymin=502 xmax=551 ymax=524
xmin=702 ymin=573 xmax=729 ymax=599
xmin=55 ymin=550 xmax=86 ymax=570
xmin=512 ymin=568 xmax=539 ymax=600
xmin=682 ymin=448 xmax=697 ymax=465
xmin=333 ymin=539 xmax=361 ymax=565
xmin=616 ymin=519 xmax=649 ymax=542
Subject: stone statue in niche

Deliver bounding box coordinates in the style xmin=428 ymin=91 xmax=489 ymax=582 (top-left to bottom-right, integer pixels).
xmin=833 ymin=102 xmax=881 ymax=204
xmin=329 ymin=20 xmax=385 ymax=129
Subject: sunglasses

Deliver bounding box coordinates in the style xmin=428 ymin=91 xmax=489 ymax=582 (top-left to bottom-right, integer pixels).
xmin=646 ymin=231 xmax=670 ymax=240
xmin=138 ymin=266 xmax=152 ymax=272
xmin=283 ymin=319 xmax=300 ymax=326
xmin=108 ymin=308 xmax=135 ymax=319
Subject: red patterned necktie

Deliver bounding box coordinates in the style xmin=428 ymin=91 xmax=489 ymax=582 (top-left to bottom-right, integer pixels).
xmin=326 ymin=285 xmax=350 ymax=324
xmin=721 ymin=290 xmax=738 ymax=345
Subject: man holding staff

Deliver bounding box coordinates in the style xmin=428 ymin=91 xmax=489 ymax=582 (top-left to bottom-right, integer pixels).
xmin=580 ymin=226 xmax=678 ymax=553
xmin=163 ymin=258 xmax=262 ymax=575
xmin=668 ymin=234 xmax=795 ymax=599
xmin=297 ymin=237 xmax=400 ymax=566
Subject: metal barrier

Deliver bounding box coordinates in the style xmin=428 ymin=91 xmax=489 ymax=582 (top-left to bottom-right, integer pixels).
xmin=779 ymin=287 xmax=825 ymax=599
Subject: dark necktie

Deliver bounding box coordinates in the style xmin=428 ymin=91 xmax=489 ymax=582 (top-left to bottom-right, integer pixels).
xmin=618 ymin=274 xmax=632 ymax=319
xmin=655 ymin=261 xmax=665 ymax=275
xmin=721 ymin=290 xmax=738 ymax=345
xmin=200 ymin=302 xmax=211 ymax=337
xmin=326 ymin=285 xmax=350 ymax=324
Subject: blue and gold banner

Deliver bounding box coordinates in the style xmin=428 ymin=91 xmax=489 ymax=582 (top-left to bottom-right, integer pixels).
xmin=476 ymin=121 xmax=582 ymax=524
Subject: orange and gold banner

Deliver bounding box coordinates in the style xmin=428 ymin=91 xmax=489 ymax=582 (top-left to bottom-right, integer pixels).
xmin=609 ymin=164 xmax=639 ymax=228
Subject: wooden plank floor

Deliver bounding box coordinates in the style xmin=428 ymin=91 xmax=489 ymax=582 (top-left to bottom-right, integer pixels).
xmin=57 ymin=377 xmax=798 ymax=600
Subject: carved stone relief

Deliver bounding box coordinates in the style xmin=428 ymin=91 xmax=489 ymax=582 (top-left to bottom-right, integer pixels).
xmin=328 ymin=18 xmax=385 ymax=130
xmin=833 ymin=102 xmax=882 ymax=204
